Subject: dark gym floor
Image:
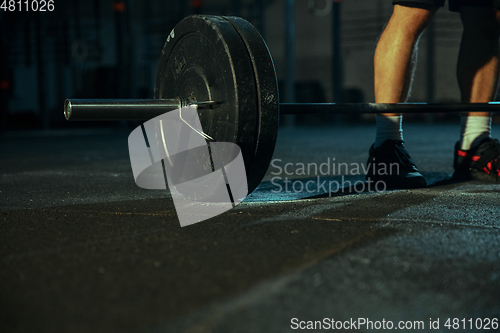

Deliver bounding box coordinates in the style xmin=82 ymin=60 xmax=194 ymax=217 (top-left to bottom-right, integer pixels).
xmin=1 ymin=122 xmax=499 ymax=333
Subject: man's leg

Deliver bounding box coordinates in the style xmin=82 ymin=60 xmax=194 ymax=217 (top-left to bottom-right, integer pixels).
xmin=373 ymin=4 xmax=438 ymax=148
xmin=367 ymin=4 xmax=437 ymax=188
xmin=454 ymin=6 xmax=500 ymax=181
xmin=458 ymin=7 xmax=500 ymax=148
xmin=375 ymin=4 xmax=438 ymax=104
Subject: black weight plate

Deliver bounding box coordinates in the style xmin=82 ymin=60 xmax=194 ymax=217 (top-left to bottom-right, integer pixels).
xmin=223 ymin=16 xmax=280 ymax=194
xmin=154 ymin=15 xmax=260 ymax=194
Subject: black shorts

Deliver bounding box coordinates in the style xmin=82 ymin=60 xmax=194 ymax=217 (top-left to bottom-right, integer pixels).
xmin=393 ymin=0 xmax=500 ymax=12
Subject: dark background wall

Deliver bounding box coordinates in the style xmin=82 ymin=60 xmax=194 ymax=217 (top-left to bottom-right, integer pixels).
xmin=0 ymin=0 xmax=485 ymax=130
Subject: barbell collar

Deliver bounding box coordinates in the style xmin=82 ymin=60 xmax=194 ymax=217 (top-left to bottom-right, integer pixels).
xmin=279 ymin=102 xmax=500 ymax=115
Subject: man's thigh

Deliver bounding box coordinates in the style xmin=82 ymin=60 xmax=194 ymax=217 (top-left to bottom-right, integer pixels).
xmin=392 ymin=0 xmax=498 ymax=11
xmin=392 ymin=0 xmax=445 ymax=9
xmin=449 ymin=0 xmax=497 ymax=12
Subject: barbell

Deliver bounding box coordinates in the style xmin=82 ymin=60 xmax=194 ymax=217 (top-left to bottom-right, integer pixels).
xmin=64 ymin=15 xmax=500 ymax=194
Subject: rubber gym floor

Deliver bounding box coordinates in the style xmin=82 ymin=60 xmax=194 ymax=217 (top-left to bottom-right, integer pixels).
xmin=1 ymin=122 xmax=499 ymax=332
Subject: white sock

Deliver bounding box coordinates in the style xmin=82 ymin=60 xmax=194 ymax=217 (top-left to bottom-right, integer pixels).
xmin=374 ymin=115 xmax=404 ymax=148
xmin=460 ymin=115 xmax=491 ymax=150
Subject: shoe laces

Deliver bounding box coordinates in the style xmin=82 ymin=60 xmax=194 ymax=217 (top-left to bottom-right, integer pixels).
xmin=392 ymin=142 xmax=413 ymax=167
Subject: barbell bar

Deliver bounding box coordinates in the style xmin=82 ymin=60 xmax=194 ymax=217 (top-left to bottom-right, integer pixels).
xmin=64 ymin=14 xmax=500 ymax=194
xmin=65 ymin=99 xmax=500 ymax=120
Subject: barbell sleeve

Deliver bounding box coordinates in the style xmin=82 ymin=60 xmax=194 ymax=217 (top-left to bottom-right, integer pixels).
xmin=64 ymin=98 xmax=187 ymax=121
xmin=64 ymin=98 xmax=224 ymax=120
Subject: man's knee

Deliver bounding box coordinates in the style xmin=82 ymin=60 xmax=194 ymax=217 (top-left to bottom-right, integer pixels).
xmin=390 ymin=4 xmax=438 ymax=37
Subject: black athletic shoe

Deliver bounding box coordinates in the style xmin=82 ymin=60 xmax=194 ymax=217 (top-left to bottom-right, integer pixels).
xmin=453 ymin=138 xmax=500 ymax=182
xmin=366 ymin=140 xmax=427 ymax=189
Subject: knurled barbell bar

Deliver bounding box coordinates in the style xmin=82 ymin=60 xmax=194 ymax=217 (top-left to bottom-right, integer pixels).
xmin=65 ymin=99 xmax=500 ymax=119
xmin=64 ymin=15 xmax=500 ymax=194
